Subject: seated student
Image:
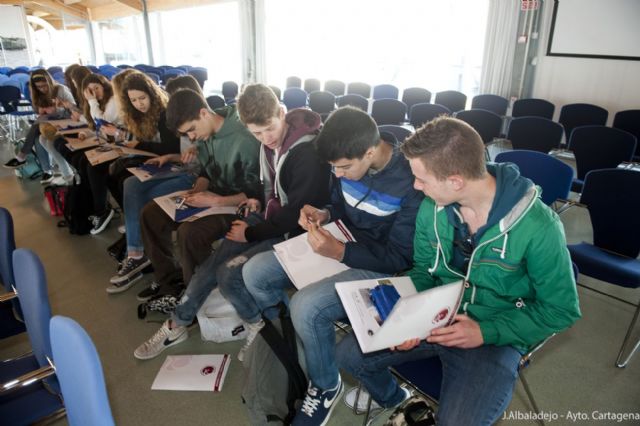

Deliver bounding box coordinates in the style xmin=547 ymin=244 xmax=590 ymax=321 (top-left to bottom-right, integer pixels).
xmin=336 ymin=117 xmax=581 ymax=426
xmin=3 ymin=69 xmax=75 ymax=183
xmin=109 ymin=75 xmax=205 ymax=294
xmin=135 ymin=89 xmax=261 ymax=305
xmin=133 ymin=83 xmax=330 ymax=360
xmin=240 ymin=106 xmax=423 ymax=425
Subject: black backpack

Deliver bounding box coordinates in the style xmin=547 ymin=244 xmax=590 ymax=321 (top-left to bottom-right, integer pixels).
xmin=61 ymin=179 xmax=94 ymax=235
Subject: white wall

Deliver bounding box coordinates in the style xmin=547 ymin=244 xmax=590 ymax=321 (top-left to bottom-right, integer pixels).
xmin=531 ymin=0 xmax=640 ymax=123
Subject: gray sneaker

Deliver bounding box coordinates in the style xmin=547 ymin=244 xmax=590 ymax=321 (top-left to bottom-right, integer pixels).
xmin=110 ymin=256 xmax=151 ymax=283
xmin=105 ymin=272 xmax=142 ymax=294
xmin=238 ymin=319 xmax=265 ymax=361
xmin=134 ymin=319 xmax=188 ymax=360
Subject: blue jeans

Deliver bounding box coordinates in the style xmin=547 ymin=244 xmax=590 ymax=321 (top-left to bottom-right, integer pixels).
xmin=172 ymin=214 xmax=281 ymax=327
xmin=123 ymin=174 xmax=195 ymax=253
xmin=242 ymin=249 xmax=387 ymax=390
xmin=337 ymin=334 xmax=522 ymax=426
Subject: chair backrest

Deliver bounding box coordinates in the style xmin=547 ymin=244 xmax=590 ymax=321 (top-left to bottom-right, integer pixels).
xmin=145 ymin=72 xmax=160 ymax=85
xmin=324 ymin=80 xmax=345 ymax=96
xmin=116 ymin=64 xmax=132 ymax=69
xmin=52 ymin=72 xmax=66 ymax=85
xmin=8 ymin=68 xmax=29 ymax=76
xmin=495 ymin=150 xmax=573 ymax=206
xmin=269 ymin=85 xmax=281 ymax=100
xmin=47 ymin=66 xmax=63 ymax=75
xmin=286 ymin=76 xmax=302 ymax=88
xmin=409 ymin=103 xmax=450 ymax=128
xmin=371 ymin=99 xmax=407 ymax=125
xmin=512 ymin=98 xmax=555 ymax=119
xmin=0 ymin=85 xmax=22 ymax=112
xmin=379 ymin=125 xmax=413 ymax=144
xmin=559 ymin=103 xmax=608 ymax=138
xmin=507 ymin=116 xmax=564 ymax=153
xmin=206 ymin=95 xmax=226 ymax=110
xmin=282 ymin=87 xmax=308 ymax=110
xmin=613 ymin=109 xmax=640 ymax=157
xmin=13 ymin=248 xmax=59 ymax=392
xmin=471 ymin=94 xmax=509 ymax=116
xmin=434 ymin=90 xmax=467 ymax=113
xmin=50 ymin=316 xmax=115 ymax=426
xmin=372 ymin=84 xmax=399 ymax=100
xmin=579 ymin=169 xmax=640 ymax=258
xmin=222 ymin=81 xmax=239 ymax=101
xmin=569 ymin=125 xmax=637 ymax=180
xmin=303 ymin=78 xmax=321 ymax=94
xmin=402 ymin=87 xmax=432 ymax=112
xmin=347 ymin=82 xmax=371 ymax=98
xmin=162 ymin=68 xmax=186 ymax=83
xmin=308 ymin=91 xmax=336 ymax=114
xmin=337 ymin=94 xmax=368 ymax=111
xmin=0 ymin=66 xmax=12 ymax=75
xmin=0 ymin=207 xmax=16 ymax=292
xmin=187 ymin=68 xmax=208 ymax=88
xmin=455 ymin=109 xmax=502 ymax=144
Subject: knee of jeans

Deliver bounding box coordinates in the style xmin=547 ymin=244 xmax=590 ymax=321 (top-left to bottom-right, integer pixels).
xmin=290 ymin=291 xmax=318 ymax=328
xmin=217 ymin=255 xmax=248 ymax=288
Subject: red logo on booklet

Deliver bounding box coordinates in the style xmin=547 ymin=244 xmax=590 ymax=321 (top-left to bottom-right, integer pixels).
xmin=201 ymin=366 xmax=215 ymax=376
xmin=432 ymin=308 xmax=450 ymax=324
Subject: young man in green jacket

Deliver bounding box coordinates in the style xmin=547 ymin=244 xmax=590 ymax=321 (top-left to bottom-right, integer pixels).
xmin=337 ymin=117 xmax=581 ymax=425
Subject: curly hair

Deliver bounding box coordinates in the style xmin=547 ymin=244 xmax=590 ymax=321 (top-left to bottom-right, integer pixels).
xmin=29 ymin=69 xmax=59 ymax=109
xmin=81 ymin=74 xmax=114 ymax=129
xmin=111 ymin=68 xmax=142 ymax=121
xmin=121 ymin=73 xmax=168 ymax=141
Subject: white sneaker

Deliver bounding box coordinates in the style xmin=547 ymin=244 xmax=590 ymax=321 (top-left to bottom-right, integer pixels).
xmin=344 ymin=386 xmax=382 ymax=414
xmin=237 ymin=319 xmax=265 ymax=361
xmin=134 ymin=319 xmax=188 ymax=360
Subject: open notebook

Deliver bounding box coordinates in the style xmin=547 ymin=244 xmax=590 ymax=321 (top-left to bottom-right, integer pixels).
xmin=273 ymin=220 xmax=355 ymax=289
xmin=336 ymin=277 xmax=464 ymax=353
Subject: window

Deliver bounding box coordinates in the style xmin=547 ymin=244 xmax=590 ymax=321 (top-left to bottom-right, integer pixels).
xmin=93 ymin=15 xmax=148 ymax=65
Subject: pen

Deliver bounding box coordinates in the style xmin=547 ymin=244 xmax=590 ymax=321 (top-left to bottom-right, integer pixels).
xmin=176 ymin=197 xmax=187 ymax=210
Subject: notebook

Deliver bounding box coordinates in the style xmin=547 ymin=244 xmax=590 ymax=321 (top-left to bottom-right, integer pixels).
xmin=151 ymin=354 xmax=230 ymax=392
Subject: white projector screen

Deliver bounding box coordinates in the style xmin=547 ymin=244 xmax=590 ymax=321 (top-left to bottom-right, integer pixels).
xmin=547 ymin=0 xmax=640 ymax=60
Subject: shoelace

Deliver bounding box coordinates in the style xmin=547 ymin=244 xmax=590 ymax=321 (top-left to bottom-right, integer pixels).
xmin=120 ymin=257 xmax=138 ymax=273
xmin=146 ymin=323 xmax=172 ymax=346
xmin=300 ymin=388 xmax=322 ymax=417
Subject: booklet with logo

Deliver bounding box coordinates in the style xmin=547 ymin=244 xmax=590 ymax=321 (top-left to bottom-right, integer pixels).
xmin=65 ymin=135 xmax=100 ymax=151
xmin=151 ymin=354 xmax=230 ymax=392
xmin=84 ymin=144 xmax=157 ymax=166
xmin=273 ymin=220 xmax=355 ymax=289
xmin=336 ymin=277 xmax=464 ymax=353
xmin=153 ymin=190 xmax=236 ymax=222
xmin=127 ymin=163 xmax=184 ymax=182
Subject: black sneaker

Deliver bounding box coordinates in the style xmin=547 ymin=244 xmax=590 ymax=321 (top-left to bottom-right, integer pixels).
xmin=90 ymin=209 xmax=115 ymax=235
xmin=137 ymin=281 xmax=161 ymax=302
xmin=3 ymin=158 xmax=26 ymax=169
xmin=105 ymin=271 xmax=143 ymax=294
xmin=40 ymin=173 xmax=55 ymax=184
xmin=110 ymin=256 xmax=151 ymax=284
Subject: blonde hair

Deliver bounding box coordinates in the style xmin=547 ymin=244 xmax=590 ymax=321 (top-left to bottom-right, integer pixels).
xmin=237 ymin=83 xmax=280 ymax=125
xmin=121 ymin=73 xmax=168 ymax=141
xmin=29 ymin=70 xmax=59 ymax=109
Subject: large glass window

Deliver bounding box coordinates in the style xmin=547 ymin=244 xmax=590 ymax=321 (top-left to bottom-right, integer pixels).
xmin=149 ymin=2 xmax=242 ymax=93
xmin=263 ymin=0 xmax=488 ymax=96
xmin=93 ymin=15 xmax=147 ymax=65
xmin=30 ymin=14 xmax=92 ymax=67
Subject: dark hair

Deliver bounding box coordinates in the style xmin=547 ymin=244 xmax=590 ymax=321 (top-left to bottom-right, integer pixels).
xmin=400 ymin=116 xmax=486 ymax=180
xmin=69 ymin=66 xmax=92 ymax=107
xmin=314 ymin=106 xmax=380 ymax=162
xmin=121 ymin=72 xmax=168 ymax=140
xmin=165 ymin=75 xmax=203 ymax=96
xmin=81 ymin=73 xmax=114 ymax=129
xmin=64 ymin=64 xmax=81 ymax=104
xmin=237 ymin=83 xmax=280 ymax=125
xmin=166 ymin=89 xmax=209 ymax=132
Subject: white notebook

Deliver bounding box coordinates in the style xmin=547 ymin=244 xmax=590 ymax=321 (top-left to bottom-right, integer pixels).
xmin=336 ymin=277 xmax=464 ymax=353
xmin=273 ymin=220 xmax=355 ymax=289
xmin=151 ymin=354 xmax=231 ymax=392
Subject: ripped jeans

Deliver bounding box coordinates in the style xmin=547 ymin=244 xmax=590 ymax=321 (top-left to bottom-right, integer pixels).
xmin=171 ymin=213 xmax=282 ymax=327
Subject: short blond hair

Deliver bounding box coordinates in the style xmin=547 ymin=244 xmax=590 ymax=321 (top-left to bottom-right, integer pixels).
xmin=237 ymin=83 xmax=280 ymax=126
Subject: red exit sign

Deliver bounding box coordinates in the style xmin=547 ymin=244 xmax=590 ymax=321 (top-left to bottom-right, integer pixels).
xmin=521 ymin=0 xmax=539 ymax=10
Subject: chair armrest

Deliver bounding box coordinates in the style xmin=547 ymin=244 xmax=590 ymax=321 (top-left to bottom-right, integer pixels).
xmin=555 ymin=198 xmax=586 ymax=215
xmin=0 ymin=364 xmax=55 ymax=394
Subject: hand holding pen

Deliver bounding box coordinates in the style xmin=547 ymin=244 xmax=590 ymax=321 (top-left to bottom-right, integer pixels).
xmin=298 ymin=204 xmax=329 ymax=231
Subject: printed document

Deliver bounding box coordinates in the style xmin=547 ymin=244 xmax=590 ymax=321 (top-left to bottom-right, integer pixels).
xmin=151 ymin=354 xmax=230 ymax=391
xmin=154 ymin=190 xmax=236 ymax=222
xmin=127 ymin=163 xmax=184 ymax=182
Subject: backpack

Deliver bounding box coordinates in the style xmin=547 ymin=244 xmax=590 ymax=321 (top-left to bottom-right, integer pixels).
xmin=62 ymin=179 xmax=94 ymax=235
xmin=43 ymin=185 xmax=67 ymax=216
xmin=242 ymin=303 xmax=307 ymax=425
xmin=137 ymin=287 xmax=184 ymax=319
xmin=196 ymin=288 xmax=248 ymax=343
xmin=383 ymin=396 xmax=436 ymax=426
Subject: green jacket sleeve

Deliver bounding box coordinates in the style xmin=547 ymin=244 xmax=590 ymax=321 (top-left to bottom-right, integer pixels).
xmin=479 ymin=218 xmax=582 ymax=350
xmin=407 ymin=199 xmax=439 ymax=292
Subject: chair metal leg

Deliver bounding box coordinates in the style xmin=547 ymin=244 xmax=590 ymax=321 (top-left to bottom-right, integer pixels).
xmin=615 ymin=301 xmax=640 ymax=368
xmin=518 ymin=370 xmax=545 ymax=426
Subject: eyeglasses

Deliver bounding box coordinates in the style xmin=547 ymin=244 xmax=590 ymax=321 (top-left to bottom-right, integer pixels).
xmin=453 ymin=236 xmax=474 ymax=273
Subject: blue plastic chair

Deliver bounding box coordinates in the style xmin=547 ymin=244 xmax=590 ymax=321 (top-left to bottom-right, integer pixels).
xmin=507 ymin=116 xmax=564 ymax=153
xmin=455 ymin=109 xmax=503 ymax=144
xmin=402 ymin=88 xmax=432 ymax=114
xmin=308 ymin=91 xmax=336 ymax=114
xmin=347 ymin=82 xmax=371 ymax=99
xmin=379 ymin=125 xmax=413 ymax=144
xmin=371 ymin=99 xmax=407 ymax=125
xmin=495 ymin=150 xmax=573 ymax=206
xmin=434 ymin=90 xmax=467 ymax=113
xmin=372 ymin=84 xmax=399 ymax=100
xmin=52 ymin=72 xmax=66 ymax=85
xmin=50 ymin=316 xmax=115 ymax=426
xmin=559 ymin=103 xmax=608 ymax=139
xmin=324 ymin=80 xmax=345 ymax=96
xmin=163 ymin=68 xmax=186 ymax=84
xmin=286 ymin=76 xmax=302 ymax=89
xmin=46 ymin=66 xmax=63 ymax=76
xmin=472 ymin=94 xmax=509 ymax=116
xmin=206 ymin=95 xmax=226 ymax=110
xmin=0 ymin=208 xmax=25 ymax=339
xmin=7 ymin=68 xmax=29 ymax=77
xmin=0 ymin=67 xmax=12 ymax=75
xmin=145 ymin=72 xmax=160 ymax=85
xmin=187 ymin=67 xmax=208 ymax=89
xmin=568 ymin=125 xmax=637 ymax=192
xmin=337 ymin=94 xmax=368 ymax=111
xmin=8 ymin=73 xmax=30 ymax=97
xmin=116 ymin=64 xmax=132 ymax=69
xmin=0 ymin=249 xmax=64 ymax=425
xmin=282 ymin=88 xmax=308 ymax=110
xmin=304 ymin=78 xmax=321 ymax=94
xmin=613 ymin=110 xmax=640 ymax=159
xmin=568 ymin=169 xmax=640 ymax=368
xmin=86 ymin=65 xmax=99 ymax=73
xmin=222 ymin=81 xmax=239 ymax=103
xmin=409 ymin=103 xmax=451 ymax=128
xmin=512 ymin=98 xmax=555 ymax=119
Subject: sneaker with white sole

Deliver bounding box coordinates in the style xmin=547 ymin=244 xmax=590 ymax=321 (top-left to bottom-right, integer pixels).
xmin=50 ymin=175 xmax=73 ymax=186
xmin=90 ymin=208 xmax=115 ymax=235
xmin=344 ymin=386 xmax=383 ymax=414
xmin=237 ymin=319 xmax=265 ymax=361
xmin=40 ymin=172 xmax=55 ymax=184
xmin=137 ymin=281 xmax=161 ymax=302
xmin=292 ymin=376 xmax=344 ymax=426
xmin=134 ymin=319 xmax=188 ymax=360
xmin=106 ymin=272 xmax=142 ymax=294
xmin=110 ymin=256 xmax=151 ymax=283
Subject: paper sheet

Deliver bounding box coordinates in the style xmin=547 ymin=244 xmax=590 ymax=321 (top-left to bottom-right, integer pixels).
xmin=151 ymin=354 xmax=230 ymax=391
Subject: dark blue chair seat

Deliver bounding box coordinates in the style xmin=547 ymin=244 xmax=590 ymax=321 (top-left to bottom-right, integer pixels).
xmin=568 ymin=243 xmax=640 ymax=288
xmin=392 ymin=357 xmax=443 ymax=401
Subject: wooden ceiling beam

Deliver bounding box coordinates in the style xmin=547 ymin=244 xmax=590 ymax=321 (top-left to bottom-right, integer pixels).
xmin=29 ymin=0 xmax=89 ymax=20
xmin=113 ymin=0 xmax=142 ymax=12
